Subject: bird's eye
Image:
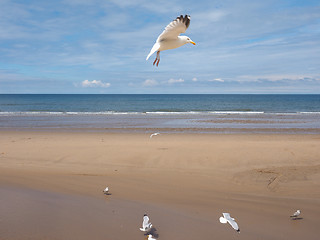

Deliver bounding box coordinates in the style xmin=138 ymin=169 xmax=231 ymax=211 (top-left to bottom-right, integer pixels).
xmin=187 ymin=38 xmax=190 ymax=40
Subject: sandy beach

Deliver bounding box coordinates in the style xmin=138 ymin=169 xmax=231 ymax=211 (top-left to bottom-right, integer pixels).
xmin=1 ymin=131 xmax=320 ymax=240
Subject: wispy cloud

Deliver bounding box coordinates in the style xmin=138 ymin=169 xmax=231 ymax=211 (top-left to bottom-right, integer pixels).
xmin=108 ymin=0 xmax=182 ymax=13
xmin=167 ymin=78 xmax=184 ymax=84
xmin=81 ymin=80 xmax=110 ymax=88
xmin=237 ymin=74 xmax=320 ymax=83
xmin=209 ymin=78 xmax=224 ymax=82
xmin=142 ymin=79 xmax=158 ymax=87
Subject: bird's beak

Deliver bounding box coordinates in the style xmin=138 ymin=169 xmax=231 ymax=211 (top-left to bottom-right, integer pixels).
xmin=191 ymin=41 xmax=196 ymax=45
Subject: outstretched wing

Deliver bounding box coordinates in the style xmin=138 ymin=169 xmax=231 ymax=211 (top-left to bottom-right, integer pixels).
xmin=142 ymin=215 xmax=150 ymax=228
xmin=228 ymin=219 xmax=239 ymax=231
xmin=157 ymin=15 xmax=191 ymax=42
xmin=223 ymin=213 xmax=240 ymax=231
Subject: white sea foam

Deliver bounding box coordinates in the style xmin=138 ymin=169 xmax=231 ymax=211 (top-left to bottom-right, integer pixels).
xmin=299 ymin=112 xmax=320 ymax=114
xmin=145 ymin=111 xmax=266 ymax=115
xmin=0 ymin=111 xmax=319 ymax=117
xmin=208 ymin=111 xmax=265 ymax=115
xmin=0 ymin=111 xmax=143 ymax=116
xmin=145 ymin=111 xmax=201 ymax=115
xmin=273 ymin=112 xmax=320 ymax=116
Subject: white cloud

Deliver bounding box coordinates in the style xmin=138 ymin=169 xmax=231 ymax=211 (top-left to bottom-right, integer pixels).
xmin=168 ymin=78 xmax=184 ymax=84
xmin=142 ymin=79 xmax=158 ymax=87
xmin=192 ymin=77 xmax=198 ymax=82
xmin=81 ymin=80 xmax=110 ymax=88
xmin=209 ymin=78 xmax=224 ymax=82
xmin=237 ymin=74 xmax=320 ymax=83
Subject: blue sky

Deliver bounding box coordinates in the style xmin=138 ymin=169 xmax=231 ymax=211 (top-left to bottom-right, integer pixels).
xmin=0 ymin=0 xmax=319 ymax=94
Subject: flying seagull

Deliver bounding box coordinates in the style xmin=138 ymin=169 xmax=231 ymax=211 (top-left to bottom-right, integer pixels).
xmin=103 ymin=187 xmax=109 ymax=195
xmin=146 ymin=15 xmax=196 ymax=66
xmin=290 ymin=210 xmax=301 ymax=218
xmin=140 ymin=214 xmax=152 ymax=232
xmin=219 ymin=213 xmax=240 ymax=233
xmin=150 ymin=132 xmax=160 ymax=138
xmin=147 ymin=234 xmax=156 ymax=240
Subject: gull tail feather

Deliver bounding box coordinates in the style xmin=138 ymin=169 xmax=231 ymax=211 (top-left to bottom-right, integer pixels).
xmin=146 ymin=43 xmax=160 ymax=60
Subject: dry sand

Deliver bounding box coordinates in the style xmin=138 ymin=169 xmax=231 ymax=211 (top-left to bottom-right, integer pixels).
xmin=1 ymin=131 xmax=320 ymax=240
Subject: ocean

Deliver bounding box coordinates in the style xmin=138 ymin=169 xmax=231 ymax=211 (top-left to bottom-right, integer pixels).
xmin=1 ymin=94 xmax=320 ymax=133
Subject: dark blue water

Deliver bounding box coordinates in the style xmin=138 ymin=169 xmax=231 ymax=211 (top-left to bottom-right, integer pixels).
xmin=0 ymin=94 xmax=320 ymax=113
xmin=1 ymin=94 xmax=320 ymax=133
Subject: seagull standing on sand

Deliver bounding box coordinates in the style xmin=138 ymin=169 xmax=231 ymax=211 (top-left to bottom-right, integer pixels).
xmin=290 ymin=210 xmax=301 ymax=218
xmin=219 ymin=213 xmax=240 ymax=233
xmin=103 ymin=187 xmax=109 ymax=194
xmin=146 ymin=15 xmax=196 ymax=66
xmin=140 ymin=214 xmax=152 ymax=232
xmin=147 ymin=234 xmax=156 ymax=240
xmin=150 ymin=132 xmax=160 ymax=138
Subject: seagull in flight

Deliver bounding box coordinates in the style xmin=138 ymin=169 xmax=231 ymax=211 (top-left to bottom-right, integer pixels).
xmin=290 ymin=210 xmax=301 ymax=218
xmin=219 ymin=213 xmax=240 ymax=233
xmin=150 ymin=132 xmax=160 ymax=139
xmin=146 ymin=15 xmax=196 ymax=66
xmin=140 ymin=214 xmax=152 ymax=232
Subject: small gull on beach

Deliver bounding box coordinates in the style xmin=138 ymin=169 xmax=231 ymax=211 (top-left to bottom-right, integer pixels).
xmin=150 ymin=132 xmax=160 ymax=138
xmin=290 ymin=210 xmax=301 ymax=218
xmin=146 ymin=15 xmax=196 ymax=66
xmin=103 ymin=187 xmax=109 ymax=194
xmin=147 ymin=234 xmax=156 ymax=240
xmin=219 ymin=213 xmax=240 ymax=233
xmin=140 ymin=214 xmax=152 ymax=232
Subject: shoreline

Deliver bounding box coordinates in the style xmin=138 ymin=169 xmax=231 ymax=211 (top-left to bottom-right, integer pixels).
xmin=1 ymin=131 xmax=320 ymax=239
xmin=2 ymin=127 xmax=320 ymax=135
xmin=1 ymin=110 xmax=320 ymax=135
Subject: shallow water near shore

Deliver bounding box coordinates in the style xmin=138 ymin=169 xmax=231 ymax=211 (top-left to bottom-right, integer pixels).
xmin=1 ymin=94 xmax=320 ymax=134
xmin=1 ymin=112 xmax=320 ymax=134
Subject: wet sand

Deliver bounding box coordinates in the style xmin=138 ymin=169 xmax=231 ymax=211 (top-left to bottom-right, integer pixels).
xmin=1 ymin=131 xmax=320 ymax=240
